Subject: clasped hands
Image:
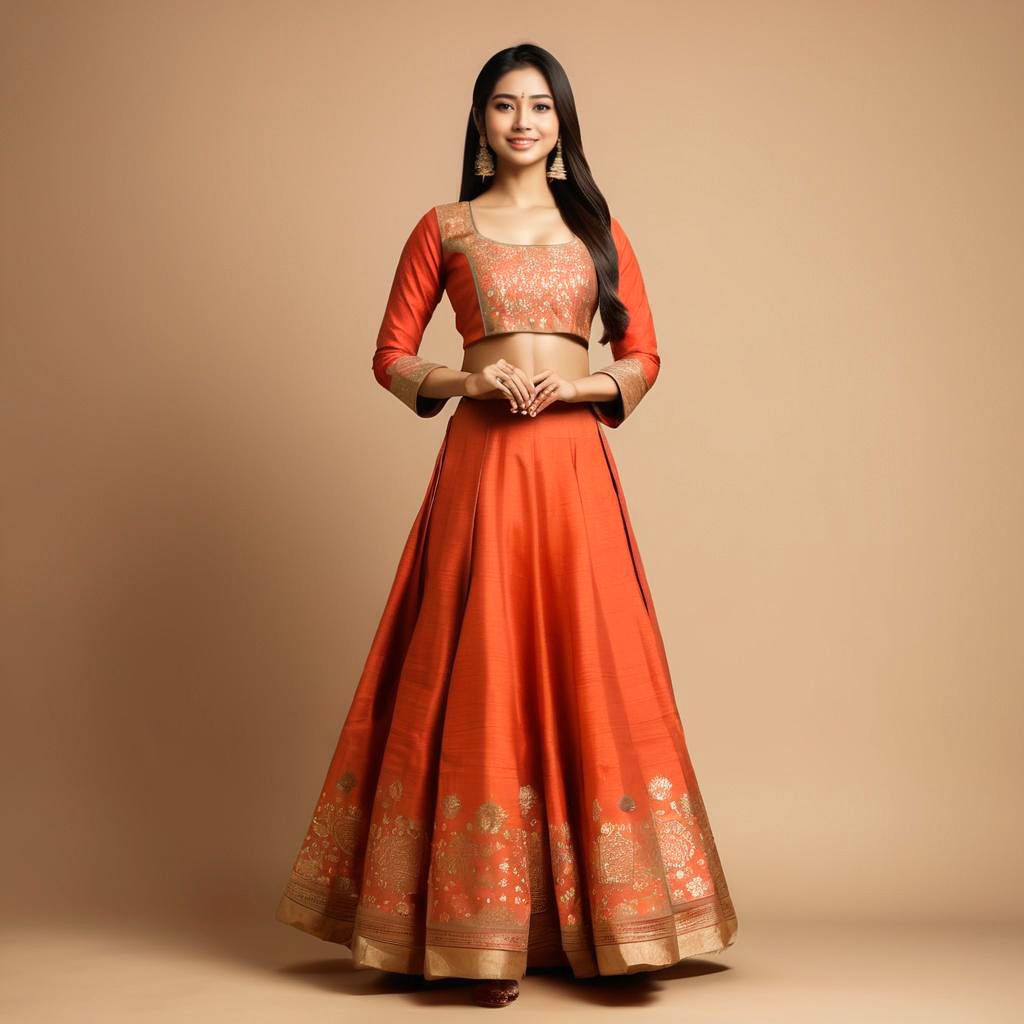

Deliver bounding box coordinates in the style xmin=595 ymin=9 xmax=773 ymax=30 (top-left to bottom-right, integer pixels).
xmin=465 ymin=358 xmax=578 ymax=417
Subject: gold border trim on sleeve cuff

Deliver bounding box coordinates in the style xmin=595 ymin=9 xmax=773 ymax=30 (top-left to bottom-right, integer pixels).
xmin=387 ymin=354 xmax=448 ymax=417
xmin=594 ymin=357 xmax=649 ymax=425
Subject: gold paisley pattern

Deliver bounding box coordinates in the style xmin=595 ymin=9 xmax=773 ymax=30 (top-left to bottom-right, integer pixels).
xmin=475 ymin=800 xmax=509 ymax=834
xmin=277 ymin=767 xmax=736 ymax=979
xmin=654 ymin=817 xmax=697 ymax=869
xmin=595 ymin=821 xmax=634 ymax=884
xmin=434 ymin=829 xmax=476 ymax=876
xmin=366 ymin=812 xmax=426 ymax=895
xmin=519 ymin=784 xmax=538 ymax=816
xmin=441 ymin=792 xmax=462 ymax=819
xmin=331 ymin=804 xmax=363 ymax=855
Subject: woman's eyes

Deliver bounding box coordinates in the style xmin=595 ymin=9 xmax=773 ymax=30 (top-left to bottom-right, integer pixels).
xmin=495 ymin=102 xmax=551 ymax=112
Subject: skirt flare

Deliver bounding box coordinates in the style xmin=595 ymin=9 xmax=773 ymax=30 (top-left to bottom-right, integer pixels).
xmin=275 ymin=396 xmax=738 ymax=980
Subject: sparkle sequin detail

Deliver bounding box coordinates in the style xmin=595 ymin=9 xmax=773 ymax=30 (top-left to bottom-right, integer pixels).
xmin=438 ymin=202 xmax=597 ymax=346
xmin=647 ymin=775 xmax=672 ymax=801
xmin=519 ymin=784 xmax=539 ymax=816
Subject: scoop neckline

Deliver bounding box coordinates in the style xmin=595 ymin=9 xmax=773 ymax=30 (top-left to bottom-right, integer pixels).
xmin=465 ymin=200 xmax=580 ymax=248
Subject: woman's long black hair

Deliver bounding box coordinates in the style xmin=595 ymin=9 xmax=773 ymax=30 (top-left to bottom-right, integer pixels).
xmin=457 ymin=44 xmax=629 ymax=346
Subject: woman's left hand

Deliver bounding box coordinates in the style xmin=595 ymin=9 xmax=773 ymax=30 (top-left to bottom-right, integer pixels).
xmin=527 ymin=370 xmax=578 ymax=416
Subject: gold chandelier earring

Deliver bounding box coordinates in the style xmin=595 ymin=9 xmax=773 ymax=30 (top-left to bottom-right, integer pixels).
xmin=475 ymin=132 xmax=495 ymax=179
xmin=546 ymin=136 xmax=567 ymax=180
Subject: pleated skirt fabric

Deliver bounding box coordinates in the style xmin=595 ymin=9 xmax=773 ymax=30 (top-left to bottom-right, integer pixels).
xmin=275 ymin=396 xmax=738 ymax=980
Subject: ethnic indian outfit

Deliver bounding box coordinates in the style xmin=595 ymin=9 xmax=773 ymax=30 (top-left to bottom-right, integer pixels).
xmin=275 ymin=200 xmax=739 ymax=980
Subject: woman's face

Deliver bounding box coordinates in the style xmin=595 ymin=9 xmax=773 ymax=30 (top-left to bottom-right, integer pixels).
xmin=477 ymin=66 xmax=560 ymax=171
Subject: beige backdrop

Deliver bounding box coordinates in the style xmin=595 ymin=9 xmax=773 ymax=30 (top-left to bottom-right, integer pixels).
xmin=2 ymin=0 xmax=1022 ymax=966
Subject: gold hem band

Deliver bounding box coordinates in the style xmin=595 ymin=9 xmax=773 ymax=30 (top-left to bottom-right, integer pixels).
xmin=276 ymin=892 xmax=737 ymax=981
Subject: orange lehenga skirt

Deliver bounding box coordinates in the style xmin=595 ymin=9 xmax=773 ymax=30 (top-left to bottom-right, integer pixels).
xmin=275 ymin=395 xmax=738 ymax=980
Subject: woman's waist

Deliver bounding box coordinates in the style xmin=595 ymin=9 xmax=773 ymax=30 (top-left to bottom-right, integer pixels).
xmin=460 ymin=331 xmax=590 ymax=380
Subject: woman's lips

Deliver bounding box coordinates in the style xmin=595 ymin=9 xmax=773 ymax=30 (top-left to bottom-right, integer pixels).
xmin=508 ymin=139 xmax=536 ymax=149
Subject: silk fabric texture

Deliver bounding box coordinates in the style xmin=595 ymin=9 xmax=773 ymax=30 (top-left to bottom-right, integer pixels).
xmin=276 ymin=395 xmax=739 ymax=980
xmin=371 ymin=201 xmax=660 ymax=426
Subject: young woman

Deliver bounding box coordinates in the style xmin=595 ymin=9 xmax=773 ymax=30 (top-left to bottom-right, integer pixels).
xmin=276 ymin=43 xmax=738 ymax=1009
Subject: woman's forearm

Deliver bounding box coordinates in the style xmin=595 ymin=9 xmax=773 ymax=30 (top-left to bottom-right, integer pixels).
xmin=420 ymin=366 xmax=473 ymax=399
xmin=418 ymin=367 xmax=620 ymax=405
xmin=567 ymin=372 xmax=619 ymax=403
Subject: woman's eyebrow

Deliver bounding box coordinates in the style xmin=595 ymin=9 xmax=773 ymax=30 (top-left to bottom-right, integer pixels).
xmin=491 ymin=92 xmax=553 ymax=100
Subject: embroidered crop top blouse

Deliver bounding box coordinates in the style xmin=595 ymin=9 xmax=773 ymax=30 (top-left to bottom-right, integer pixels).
xmin=371 ymin=200 xmax=660 ymax=427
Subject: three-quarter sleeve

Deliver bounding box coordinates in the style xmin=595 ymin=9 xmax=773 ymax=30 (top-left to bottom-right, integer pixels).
xmin=372 ymin=208 xmax=450 ymax=417
xmin=591 ymin=216 xmax=661 ymax=428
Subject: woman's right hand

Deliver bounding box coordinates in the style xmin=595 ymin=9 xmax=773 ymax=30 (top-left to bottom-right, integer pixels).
xmin=465 ymin=359 xmax=537 ymax=411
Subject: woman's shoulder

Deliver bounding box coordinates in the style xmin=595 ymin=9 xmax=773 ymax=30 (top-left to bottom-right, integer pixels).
xmin=397 ymin=199 xmax=464 ymax=227
xmin=431 ymin=199 xmax=465 ymax=217
xmin=414 ymin=201 xmax=472 ymax=244
xmin=396 ymin=203 xmax=451 ymax=243
xmin=399 ymin=200 xmax=466 ymax=227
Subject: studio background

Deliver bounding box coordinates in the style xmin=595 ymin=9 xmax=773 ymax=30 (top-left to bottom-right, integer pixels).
xmin=2 ymin=1 xmax=1022 ymax=1020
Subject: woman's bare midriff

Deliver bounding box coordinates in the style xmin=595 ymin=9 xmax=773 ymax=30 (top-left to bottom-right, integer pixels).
xmin=460 ymin=332 xmax=590 ymax=400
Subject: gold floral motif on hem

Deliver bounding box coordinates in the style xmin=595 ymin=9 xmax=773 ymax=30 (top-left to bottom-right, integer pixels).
xmin=276 ymin=768 xmax=736 ymax=980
